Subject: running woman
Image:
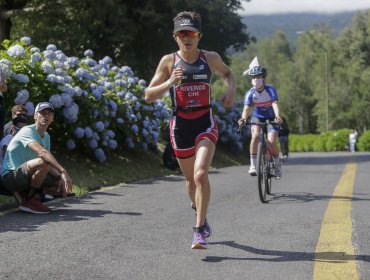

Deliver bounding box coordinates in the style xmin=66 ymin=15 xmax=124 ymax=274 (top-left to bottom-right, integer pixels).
xmin=238 ymin=61 xmax=283 ymax=178
xmin=145 ymin=11 xmax=235 ymax=249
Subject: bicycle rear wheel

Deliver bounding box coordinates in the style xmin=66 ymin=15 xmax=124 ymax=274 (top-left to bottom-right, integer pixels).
xmin=256 ymin=142 xmax=268 ymax=203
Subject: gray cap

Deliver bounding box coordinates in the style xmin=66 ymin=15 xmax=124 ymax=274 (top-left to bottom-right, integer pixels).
xmin=35 ymin=102 xmax=54 ymax=113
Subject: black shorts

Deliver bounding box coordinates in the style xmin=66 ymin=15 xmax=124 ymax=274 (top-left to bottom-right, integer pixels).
xmin=2 ymin=163 xmax=60 ymax=192
xmin=169 ymin=111 xmax=218 ymax=158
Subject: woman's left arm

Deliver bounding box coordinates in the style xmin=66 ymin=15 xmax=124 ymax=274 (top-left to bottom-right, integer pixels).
xmin=205 ymin=51 xmax=236 ymax=108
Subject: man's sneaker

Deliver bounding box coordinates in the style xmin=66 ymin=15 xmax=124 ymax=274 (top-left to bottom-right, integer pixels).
xmin=19 ymin=196 xmax=51 ymax=214
xmin=249 ymin=165 xmax=257 ymax=176
xmin=191 ymin=203 xmax=211 ymax=238
xmin=274 ymin=163 xmax=282 ymax=179
xmin=191 ymin=228 xmax=207 ymax=249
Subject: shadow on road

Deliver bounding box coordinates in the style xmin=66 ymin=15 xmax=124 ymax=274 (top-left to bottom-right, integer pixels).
xmin=203 ymin=241 xmax=370 ymax=263
xmin=285 ymin=152 xmax=370 ymax=166
xmin=0 ymin=205 xmax=142 ymax=234
xmin=267 ymin=192 xmax=370 ymax=204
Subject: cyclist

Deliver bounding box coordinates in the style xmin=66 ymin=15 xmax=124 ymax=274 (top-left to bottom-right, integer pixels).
xmin=278 ymin=117 xmax=290 ymax=161
xmin=238 ymin=63 xmax=282 ymax=178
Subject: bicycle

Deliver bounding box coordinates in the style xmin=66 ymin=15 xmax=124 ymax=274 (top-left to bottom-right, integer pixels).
xmin=239 ymin=120 xmax=280 ymax=203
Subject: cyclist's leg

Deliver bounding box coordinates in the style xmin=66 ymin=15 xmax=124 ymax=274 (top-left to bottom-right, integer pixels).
xmin=250 ymin=124 xmax=260 ymax=168
xmin=268 ymin=129 xmax=281 ymax=177
xmin=267 ymin=130 xmax=279 ymax=156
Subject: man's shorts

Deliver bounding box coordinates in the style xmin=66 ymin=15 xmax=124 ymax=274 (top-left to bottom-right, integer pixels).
xmin=2 ymin=162 xmax=60 ymax=192
xmin=170 ymin=111 xmax=218 ymax=159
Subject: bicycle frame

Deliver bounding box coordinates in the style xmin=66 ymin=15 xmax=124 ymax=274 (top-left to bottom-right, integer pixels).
xmin=240 ymin=120 xmax=278 ymax=203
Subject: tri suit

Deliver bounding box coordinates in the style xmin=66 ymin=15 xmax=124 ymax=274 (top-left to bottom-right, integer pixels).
xmin=169 ymin=51 xmax=218 ymax=159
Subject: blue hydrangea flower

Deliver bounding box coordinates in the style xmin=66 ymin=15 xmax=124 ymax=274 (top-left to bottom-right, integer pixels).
xmin=24 ymin=102 xmax=34 ymax=116
xmin=46 ymin=44 xmax=57 ymax=51
xmin=108 ymin=140 xmax=117 ymax=150
xmin=29 ymin=52 xmax=42 ymax=66
xmin=84 ymin=127 xmax=93 ymax=138
xmin=94 ymin=148 xmax=106 ymax=162
xmin=63 ymin=103 xmax=79 ymax=123
xmin=66 ymin=139 xmax=76 ymax=150
xmin=116 ymin=118 xmax=124 ymax=124
xmin=61 ymin=93 xmax=73 ymax=107
xmin=89 ymin=139 xmax=98 ymax=149
xmin=41 ymin=61 xmax=54 ymax=74
xmin=131 ymin=124 xmax=139 ymax=134
xmin=95 ymin=121 xmax=104 ymax=132
xmin=43 ymin=50 xmax=56 ymax=59
xmin=65 ymin=57 xmax=79 ymax=68
xmin=15 ymin=89 xmax=29 ymax=104
xmin=84 ymin=49 xmax=94 ymax=57
xmin=13 ymin=73 xmax=29 ymax=83
xmin=106 ymin=130 xmax=115 ymax=138
xmin=7 ymin=45 xmax=26 ymax=57
xmin=74 ymin=127 xmax=85 ymax=138
xmin=30 ymin=47 xmax=40 ymax=53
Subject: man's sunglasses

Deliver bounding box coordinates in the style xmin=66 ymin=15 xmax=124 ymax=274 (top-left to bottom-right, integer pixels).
xmin=175 ymin=30 xmax=200 ymax=38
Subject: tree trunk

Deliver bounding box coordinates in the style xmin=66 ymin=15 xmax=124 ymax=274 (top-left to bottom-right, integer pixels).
xmin=0 ymin=8 xmax=12 ymax=42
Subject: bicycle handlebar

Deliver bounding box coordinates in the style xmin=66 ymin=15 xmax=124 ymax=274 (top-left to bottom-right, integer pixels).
xmin=238 ymin=120 xmax=280 ymax=133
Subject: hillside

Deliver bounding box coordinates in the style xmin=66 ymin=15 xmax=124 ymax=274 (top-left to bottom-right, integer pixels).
xmin=242 ymin=11 xmax=361 ymax=45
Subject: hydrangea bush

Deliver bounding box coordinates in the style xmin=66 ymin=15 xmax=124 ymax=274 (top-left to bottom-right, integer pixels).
xmin=0 ymin=37 xmax=246 ymax=162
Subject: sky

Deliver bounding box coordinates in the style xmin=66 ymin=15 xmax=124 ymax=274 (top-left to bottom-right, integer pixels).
xmin=239 ymin=0 xmax=370 ymax=15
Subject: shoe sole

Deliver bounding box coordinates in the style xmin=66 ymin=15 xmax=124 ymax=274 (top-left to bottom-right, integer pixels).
xmin=191 ymin=243 xmax=207 ymax=249
xmin=249 ymin=172 xmax=257 ymax=176
xmin=19 ymin=206 xmax=50 ymax=214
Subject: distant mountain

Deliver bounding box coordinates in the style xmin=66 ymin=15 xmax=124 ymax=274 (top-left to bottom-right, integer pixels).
xmin=242 ymin=12 xmax=360 ymax=45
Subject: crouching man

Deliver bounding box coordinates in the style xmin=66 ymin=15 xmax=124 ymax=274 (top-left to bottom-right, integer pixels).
xmin=1 ymin=102 xmax=72 ymax=214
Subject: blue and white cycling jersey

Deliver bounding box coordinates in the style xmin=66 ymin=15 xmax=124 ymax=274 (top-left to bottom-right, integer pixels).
xmin=244 ymin=84 xmax=278 ymax=119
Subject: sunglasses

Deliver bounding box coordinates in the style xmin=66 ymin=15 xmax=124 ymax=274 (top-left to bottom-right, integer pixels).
xmin=175 ymin=30 xmax=200 ymax=38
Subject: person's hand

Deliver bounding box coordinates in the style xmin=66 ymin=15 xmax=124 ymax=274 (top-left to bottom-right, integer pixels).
xmin=169 ymin=66 xmax=183 ymax=86
xmin=221 ymin=91 xmax=234 ymax=108
xmin=275 ymin=116 xmax=282 ymax=124
xmin=238 ymin=118 xmax=246 ymax=126
xmin=59 ymin=171 xmax=73 ymax=198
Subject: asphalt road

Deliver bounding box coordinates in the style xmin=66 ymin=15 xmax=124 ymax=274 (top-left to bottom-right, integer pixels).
xmin=0 ymin=152 xmax=370 ymax=280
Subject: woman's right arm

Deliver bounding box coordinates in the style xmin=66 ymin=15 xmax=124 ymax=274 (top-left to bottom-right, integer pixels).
xmin=144 ymin=54 xmax=174 ymax=104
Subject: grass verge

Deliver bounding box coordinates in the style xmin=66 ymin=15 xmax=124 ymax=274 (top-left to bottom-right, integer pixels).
xmin=0 ymin=143 xmax=249 ymax=203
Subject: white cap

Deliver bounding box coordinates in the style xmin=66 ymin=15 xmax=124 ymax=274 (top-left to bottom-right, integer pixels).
xmin=242 ymin=56 xmax=259 ymax=76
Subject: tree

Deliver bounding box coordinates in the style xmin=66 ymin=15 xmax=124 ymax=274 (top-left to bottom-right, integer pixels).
xmin=4 ymin=0 xmax=253 ymax=81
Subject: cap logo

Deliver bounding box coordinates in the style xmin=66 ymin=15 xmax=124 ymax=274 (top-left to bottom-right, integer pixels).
xmin=181 ymin=19 xmax=192 ymax=26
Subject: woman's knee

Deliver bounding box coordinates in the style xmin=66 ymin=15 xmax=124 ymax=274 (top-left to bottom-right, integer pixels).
xmin=194 ymin=169 xmax=208 ymax=186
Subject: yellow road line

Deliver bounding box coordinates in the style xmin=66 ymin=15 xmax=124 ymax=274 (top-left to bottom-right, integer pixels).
xmin=313 ymin=163 xmax=358 ymax=279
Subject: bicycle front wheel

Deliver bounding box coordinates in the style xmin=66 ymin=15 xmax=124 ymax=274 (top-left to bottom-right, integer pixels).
xmin=266 ymin=160 xmax=272 ymax=195
xmin=256 ymin=142 xmax=268 ymax=203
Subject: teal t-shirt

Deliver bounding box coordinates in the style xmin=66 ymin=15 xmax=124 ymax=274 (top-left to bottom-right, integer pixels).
xmin=2 ymin=124 xmax=51 ymax=175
